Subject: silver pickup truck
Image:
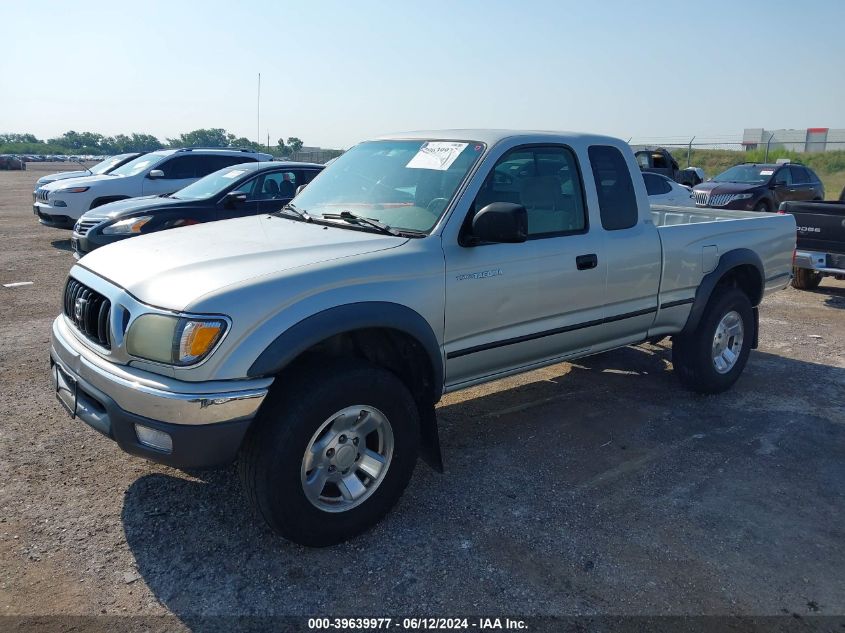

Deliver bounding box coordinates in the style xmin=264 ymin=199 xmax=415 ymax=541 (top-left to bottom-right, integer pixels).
xmin=50 ymin=130 xmax=796 ymax=545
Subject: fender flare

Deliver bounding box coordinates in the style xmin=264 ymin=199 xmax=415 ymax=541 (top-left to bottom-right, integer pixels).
xmin=246 ymin=301 xmax=444 ymax=393
xmin=681 ymin=248 xmax=764 ymax=337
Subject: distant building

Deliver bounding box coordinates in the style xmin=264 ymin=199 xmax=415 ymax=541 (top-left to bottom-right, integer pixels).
xmin=742 ymin=128 xmax=845 ymax=153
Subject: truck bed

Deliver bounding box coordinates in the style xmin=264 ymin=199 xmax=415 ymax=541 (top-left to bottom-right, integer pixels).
xmin=645 ymin=204 xmax=796 ymax=337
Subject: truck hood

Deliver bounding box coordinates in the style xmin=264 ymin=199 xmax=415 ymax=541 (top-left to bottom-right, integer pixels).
xmin=76 ymin=215 xmax=408 ymax=310
xmin=80 ymin=195 xmax=180 ymax=221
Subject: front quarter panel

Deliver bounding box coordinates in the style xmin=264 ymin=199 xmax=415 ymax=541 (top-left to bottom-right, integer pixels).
xmin=171 ymin=237 xmax=447 ymax=383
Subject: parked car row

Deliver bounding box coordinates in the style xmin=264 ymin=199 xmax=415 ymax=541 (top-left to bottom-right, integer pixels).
xmin=48 ymin=130 xmax=797 ymax=546
xmin=0 ymin=155 xmax=27 ymax=170
xmin=33 ymin=147 xmax=273 ymax=229
xmin=72 ymin=160 xmax=323 ymax=256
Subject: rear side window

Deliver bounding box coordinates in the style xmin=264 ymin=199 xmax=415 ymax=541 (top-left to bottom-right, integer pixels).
xmin=643 ymin=173 xmax=671 ymax=195
xmin=209 ymin=155 xmax=256 ymax=172
xmin=789 ymin=165 xmax=808 ymax=184
xmin=588 ymin=145 xmax=639 ymax=230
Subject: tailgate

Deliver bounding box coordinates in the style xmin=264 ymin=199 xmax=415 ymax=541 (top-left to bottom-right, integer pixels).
xmin=784 ymin=204 xmax=845 ymax=255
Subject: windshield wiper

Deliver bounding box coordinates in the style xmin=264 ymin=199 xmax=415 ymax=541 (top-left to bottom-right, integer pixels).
xmin=272 ymin=202 xmax=312 ymax=222
xmin=321 ymin=210 xmax=401 ymax=236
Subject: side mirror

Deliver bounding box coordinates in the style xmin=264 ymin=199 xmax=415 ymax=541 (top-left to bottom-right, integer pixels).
xmin=771 ymin=180 xmax=786 ymax=189
xmin=223 ymin=192 xmax=248 ymax=208
xmin=467 ymin=202 xmax=527 ymax=245
xmin=148 ymin=169 xmax=164 ymax=179
xmin=295 ymin=184 xmax=307 ymax=195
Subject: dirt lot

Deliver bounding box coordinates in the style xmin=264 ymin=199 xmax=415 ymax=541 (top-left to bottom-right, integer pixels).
xmin=1 ymin=164 xmax=844 ymax=625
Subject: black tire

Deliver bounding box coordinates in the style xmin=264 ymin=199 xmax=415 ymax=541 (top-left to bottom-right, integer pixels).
xmin=753 ymin=200 xmax=770 ymax=213
xmin=791 ymin=267 xmax=822 ymax=290
xmin=238 ymin=358 xmax=420 ymax=546
xmin=672 ymin=287 xmax=754 ymax=394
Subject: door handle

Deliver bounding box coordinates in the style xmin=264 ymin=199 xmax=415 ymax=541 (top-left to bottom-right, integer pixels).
xmin=576 ymin=254 xmax=598 ymax=270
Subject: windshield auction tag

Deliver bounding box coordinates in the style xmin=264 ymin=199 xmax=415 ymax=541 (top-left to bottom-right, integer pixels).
xmin=406 ymin=142 xmax=468 ymax=171
xmin=221 ymin=169 xmax=247 ymax=179
xmin=759 ymin=170 xmax=774 ymax=176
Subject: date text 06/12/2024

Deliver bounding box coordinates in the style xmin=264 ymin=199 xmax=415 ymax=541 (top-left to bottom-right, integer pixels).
xmin=307 ymin=617 xmax=528 ymax=630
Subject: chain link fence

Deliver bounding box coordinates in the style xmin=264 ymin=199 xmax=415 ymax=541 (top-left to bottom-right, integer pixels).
xmin=628 ymin=136 xmax=845 ymax=167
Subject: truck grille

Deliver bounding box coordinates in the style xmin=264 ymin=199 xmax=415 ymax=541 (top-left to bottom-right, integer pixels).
xmin=74 ymin=219 xmax=100 ymax=236
xmin=63 ymin=278 xmax=111 ymax=349
xmin=694 ymin=191 xmax=733 ymax=207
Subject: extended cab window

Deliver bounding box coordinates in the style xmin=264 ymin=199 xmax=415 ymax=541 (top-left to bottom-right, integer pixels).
xmin=588 ymin=145 xmax=638 ymax=231
xmin=474 ymin=145 xmax=587 ymax=237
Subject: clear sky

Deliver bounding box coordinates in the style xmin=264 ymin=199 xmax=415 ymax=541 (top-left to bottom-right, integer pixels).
xmin=2 ymin=0 xmax=844 ymax=149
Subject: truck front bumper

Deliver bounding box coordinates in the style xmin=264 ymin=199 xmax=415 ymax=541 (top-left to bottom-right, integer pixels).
xmin=50 ymin=316 xmax=272 ymax=468
xmin=794 ymin=249 xmax=845 ymax=275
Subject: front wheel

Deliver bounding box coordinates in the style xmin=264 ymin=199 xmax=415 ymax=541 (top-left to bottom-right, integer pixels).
xmin=672 ymin=287 xmax=754 ymax=394
xmin=753 ymin=201 xmax=770 ymax=212
xmin=791 ymin=267 xmax=823 ymax=290
xmin=238 ymin=359 xmax=420 ymax=546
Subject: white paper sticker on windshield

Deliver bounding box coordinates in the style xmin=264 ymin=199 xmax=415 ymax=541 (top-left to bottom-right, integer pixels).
xmin=221 ymin=169 xmax=247 ymax=179
xmin=406 ymin=142 xmax=468 ymax=171
xmin=759 ymin=169 xmax=774 ymax=176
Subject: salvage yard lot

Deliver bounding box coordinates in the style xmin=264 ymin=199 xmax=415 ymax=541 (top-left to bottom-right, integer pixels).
xmin=1 ymin=164 xmax=844 ymax=622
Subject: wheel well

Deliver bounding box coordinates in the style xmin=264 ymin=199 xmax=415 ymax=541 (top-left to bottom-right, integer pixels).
xmin=716 ymin=264 xmax=763 ymax=306
xmin=89 ymin=196 xmax=128 ymax=209
xmin=279 ymin=328 xmax=438 ymax=408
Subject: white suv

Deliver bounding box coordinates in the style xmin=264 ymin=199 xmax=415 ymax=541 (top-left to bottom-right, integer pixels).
xmin=34 ymin=148 xmax=273 ymax=229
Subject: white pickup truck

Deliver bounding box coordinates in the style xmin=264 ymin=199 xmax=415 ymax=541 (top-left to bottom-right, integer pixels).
xmin=50 ymin=130 xmax=796 ymax=546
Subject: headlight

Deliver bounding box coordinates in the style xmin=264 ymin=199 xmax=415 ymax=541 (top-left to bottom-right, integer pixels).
xmin=101 ymin=216 xmax=152 ymax=235
xmin=55 ymin=186 xmax=89 ymax=193
xmin=732 ymin=193 xmax=753 ymax=201
xmin=125 ymin=314 xmax=227 ymax=365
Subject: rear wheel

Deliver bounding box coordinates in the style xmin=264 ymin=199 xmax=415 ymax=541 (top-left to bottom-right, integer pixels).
xmin=238 ymin=358 xmax=420 ymax=546
xmin=672 ymin=287 xmax=754 ymax=394
xmin=791 ymin=267 xmax=823 ymax=290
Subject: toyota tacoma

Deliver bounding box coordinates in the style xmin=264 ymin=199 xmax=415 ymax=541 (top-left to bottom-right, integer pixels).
xmin=50 ymin=130 xmax=796 ymax=546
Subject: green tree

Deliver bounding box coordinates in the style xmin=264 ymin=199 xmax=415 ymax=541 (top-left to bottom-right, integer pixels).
xmin=0 ymin=133 xmax=40 ymax=144
xmin=286 ymin=137 xmax=303 ymax=153
xmin=168 ymin=128 xmax=231 ymax=148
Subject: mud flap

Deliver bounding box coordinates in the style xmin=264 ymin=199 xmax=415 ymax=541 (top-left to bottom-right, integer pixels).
xmin=752 ymin=307 xmax=759 ymax=349
xmin=419 ymin=404 xmax=444 ymax=473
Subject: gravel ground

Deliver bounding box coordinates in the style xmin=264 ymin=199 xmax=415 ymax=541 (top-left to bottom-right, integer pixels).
xmin=1 ymin=164 xmax=844 ymax=625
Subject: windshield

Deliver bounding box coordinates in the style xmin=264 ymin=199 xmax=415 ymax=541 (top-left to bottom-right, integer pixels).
xmin=90 ymin=153 xmax=135 ymax=175
xmin=109 ymin=152 xmax=168 ymax=177
xmin=172 ymin=164 xmax=257 ymax=200
xmin=292 ymin=139 xmax=486 ymax=233
xmin=713 ymin=165 xmax=776 ymax=184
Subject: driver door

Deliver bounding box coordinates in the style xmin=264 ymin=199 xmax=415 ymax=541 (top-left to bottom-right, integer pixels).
xmin=442 ymin=144 xmax=608 ymax=389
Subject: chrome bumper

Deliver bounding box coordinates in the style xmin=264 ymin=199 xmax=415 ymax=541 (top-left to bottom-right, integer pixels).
xmin=794 ymin=249 xmax=845 ymax=275
xmin=50 ymin=316 xmax=272 ymax=426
